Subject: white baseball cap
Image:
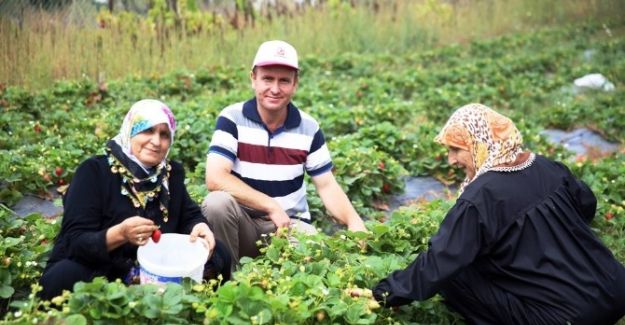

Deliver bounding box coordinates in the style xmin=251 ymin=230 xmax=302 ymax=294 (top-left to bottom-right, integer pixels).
xmin=252 ymin=40 xmax=298 ymax=70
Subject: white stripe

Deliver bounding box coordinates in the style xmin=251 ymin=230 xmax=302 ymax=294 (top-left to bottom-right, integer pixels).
xmin=274 ymin=185 xmax=307 ymax=211
xmin=238 ymin=126 xmax=268 ymax=146
xmin=238 ymin=126 xmax=313 ymax=152
xmin=233 ymin=161 xmax=304 ymax=181
xmin=306 ymin=144 xmax=332 ymax=171
xmin=221 ymin=103 xmax=244 ymax=121
xmin=207 ymin=152 xmax=235 ymax=163
xmin=210 ymin=129 xmax=238 ymax=154
xmin=270 ymin=132 xmax=312 ymax=151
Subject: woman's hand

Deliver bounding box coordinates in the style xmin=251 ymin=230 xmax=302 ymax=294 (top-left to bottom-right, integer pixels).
xmin=190 ymin=223 xmax=216 ymax=258
xmin=106 ymin=216 xmax=157 ymax=251
xmin=346 ymin=288 xmax=373 ymax=298
xmin=121 ymin=216 xmax=156 ymax=246
xmin=345 ymin=288 xmax=381 ymax=310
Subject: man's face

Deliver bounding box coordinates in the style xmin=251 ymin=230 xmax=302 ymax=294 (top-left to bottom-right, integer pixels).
xmin=251 ymin=65 xmax=298 ymax=114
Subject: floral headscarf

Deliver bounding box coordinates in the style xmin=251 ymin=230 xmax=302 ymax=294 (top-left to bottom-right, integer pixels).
xmin=114 ymin=99 xmax=176 ymax=165
xmin=105 ymin=99 xmax=177 ymax=222
xmin=435 ymin=103 xmax=524 ymax=193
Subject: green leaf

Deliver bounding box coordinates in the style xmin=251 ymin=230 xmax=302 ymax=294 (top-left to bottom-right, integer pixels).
xmin=216 ymin=283 xmax=238 ymax=303
xmin=163 ymin=284 xmax=183 ymax=306
xmin=65 ymin=314 xmax=88 ymax=325
xmin=256 ymin=308 xmax=273 ymax=324
xmin=0 ymin=284 xmax=14 ymax=298
xmin=2 ymin=236 xmax=24 ymax=247
xmin=247 ymin=286 xmax=266 ymax=301
xmin=214 ymin=302 xmax=233 ymax=318
xmin=327 ymin=273 xmax=341 ymax=287
xmin=88 ymin=305 xmax=103 ymax=319
xmin=287 ymin=280 xmax=307 ymax=296
xmin=345 ymin=302 xmax=365 ymax=323
xmin=140 ymin=295 xmax=162 ymax=319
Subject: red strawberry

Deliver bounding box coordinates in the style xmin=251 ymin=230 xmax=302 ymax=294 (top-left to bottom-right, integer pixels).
xmin=378 ymin=161 xmax=385 ymax=170
xmin=55 ymin=166 xmax=63 ymax=177
xmin=151 ymin=229 xmax=161 ymax=243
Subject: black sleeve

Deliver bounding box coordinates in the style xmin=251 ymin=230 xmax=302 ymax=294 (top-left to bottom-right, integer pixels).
xmin=170 ymin=162 xmax=208 ymax=234
xmin=571 ymin=179 xmax=596 ymax=224
xmin=373 ymin=200 xmax=486 ymax=307
xmin=60 ymin=158 xmax=112 ymax=265
xmin=560 ymin=162 xmax=597 ymax=224
xmin=556 ymin=162 xmax=597 ymax=224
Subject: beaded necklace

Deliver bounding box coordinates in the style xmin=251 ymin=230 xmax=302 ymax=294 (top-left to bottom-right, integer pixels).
xmin=107 ymin=153 xmax=172 ymax=223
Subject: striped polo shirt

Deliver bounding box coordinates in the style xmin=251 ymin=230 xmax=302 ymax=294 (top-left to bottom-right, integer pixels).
xmin=207 ymin=98 xmax=333 ymax=222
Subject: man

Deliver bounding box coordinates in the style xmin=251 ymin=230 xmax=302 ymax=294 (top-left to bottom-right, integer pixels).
xmin=202 ymin=40 xmax=367 ymax=269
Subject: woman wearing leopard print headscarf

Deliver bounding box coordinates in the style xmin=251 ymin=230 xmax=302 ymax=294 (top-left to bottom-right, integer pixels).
xmin=361 ymin=103 xmax=625 ymax=324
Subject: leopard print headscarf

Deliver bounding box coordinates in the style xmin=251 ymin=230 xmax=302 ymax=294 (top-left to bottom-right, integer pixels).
xmin=435 ymin=103 xmax=524 ymax=193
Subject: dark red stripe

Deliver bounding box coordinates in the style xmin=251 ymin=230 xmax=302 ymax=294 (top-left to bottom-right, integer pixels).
xmin=238 ymin=142 xmax=308 ymax=165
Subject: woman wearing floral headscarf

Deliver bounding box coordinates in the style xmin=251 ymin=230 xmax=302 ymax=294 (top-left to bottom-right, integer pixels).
xmin=354 ymin=104 xmax=625 ymax=324
xmin=39 ymin=99 xmax=231 ymax=299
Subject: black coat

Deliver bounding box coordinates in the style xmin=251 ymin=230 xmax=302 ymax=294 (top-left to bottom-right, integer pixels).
xmin=374 ymin=155 xmax=625 ymax=324
xmin=47 ymin=155 xmax=207 ymax=277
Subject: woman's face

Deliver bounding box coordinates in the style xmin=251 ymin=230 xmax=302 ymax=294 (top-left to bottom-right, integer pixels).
xmin=447 ymin=146 xmax=475 ymax=180
xmin=130 ymin=123 xmax=171 ymax=167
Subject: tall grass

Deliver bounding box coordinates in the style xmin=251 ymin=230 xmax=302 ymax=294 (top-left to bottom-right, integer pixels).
xmin=1 ymin=0 xmax=624 ymax=89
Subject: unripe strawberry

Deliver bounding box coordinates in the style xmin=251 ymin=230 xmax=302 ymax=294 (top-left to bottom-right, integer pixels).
xmin=367 ymin=299 xmax=380 ymax=310
xmin=315 ymin=311 xmax=326 ymax=321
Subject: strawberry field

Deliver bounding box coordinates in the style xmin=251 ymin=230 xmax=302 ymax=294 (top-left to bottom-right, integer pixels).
xmin=1 ymin=21 xmax=625 ymax=324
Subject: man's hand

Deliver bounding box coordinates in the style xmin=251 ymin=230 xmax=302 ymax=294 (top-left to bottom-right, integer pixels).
xmin=268 ymin=207 xmax=291 ymax=229
xmin=347 ymin=218 xmax=367 ymax=232
xmin=312 ymin=172 xmax=367 ymax=233
xmin=206 ymin=154 xmax=292 ymax=229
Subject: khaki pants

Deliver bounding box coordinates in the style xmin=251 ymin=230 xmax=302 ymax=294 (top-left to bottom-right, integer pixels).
xmin=201 ymin=191 xmax=317 ymax=272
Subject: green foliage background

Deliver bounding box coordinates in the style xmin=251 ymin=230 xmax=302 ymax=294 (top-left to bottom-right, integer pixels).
xmin=1 ymin=10 xmax=624 ymax=325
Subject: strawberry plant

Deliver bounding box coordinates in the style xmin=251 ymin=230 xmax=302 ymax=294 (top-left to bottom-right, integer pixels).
xmin=0 ymin=206 xmax=58 ymax=302
xmin=2 ymin=21 xmax=625 ymax=324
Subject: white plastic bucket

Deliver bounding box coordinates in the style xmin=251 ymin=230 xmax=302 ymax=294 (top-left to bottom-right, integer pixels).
xmin=137 ymin=233 xmax=209 ymax=285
